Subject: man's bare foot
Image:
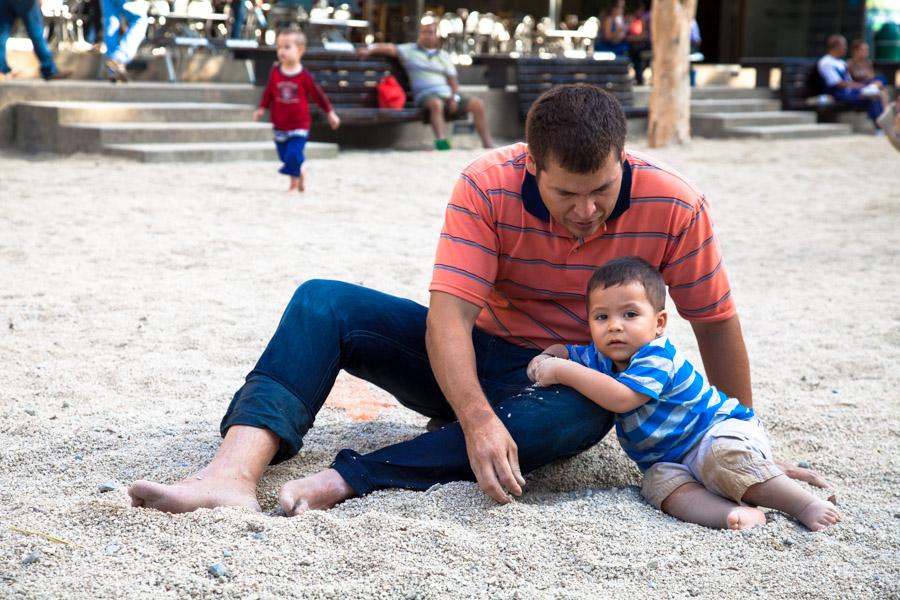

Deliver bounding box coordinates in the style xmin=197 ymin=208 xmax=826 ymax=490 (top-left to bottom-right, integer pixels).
xmin=726 ymin=506 xmax=767 ymax=530
xmin=797 ymin=499 xmax=841 ymax=531
xmin=129 ymin=472 xmax=261 ymax=514
xmin=277 ymin=468 xmax=354 ymax=516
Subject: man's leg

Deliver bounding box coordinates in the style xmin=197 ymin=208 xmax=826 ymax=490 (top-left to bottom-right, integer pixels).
xmin=230 ymin=0 xmax=247 ymax=39
xmin=0 ymin=2 xmax=14 ymax=75
xmin=101 ymin=0 xmax=122 ymax=63
xmin=19 ymin=0 xmax=59 ymax=78
xmin=111 ymin=1 xmax=147 ymax=65
xmin=130 ymin=280 xmax=451 ymax=513
xmin=464 ymin=96 xmax=495 ymax=148
xmin=422 ymin=96 xmax=446 ymax=141
xmin=279 ymin=384 xmax=614 ymax=514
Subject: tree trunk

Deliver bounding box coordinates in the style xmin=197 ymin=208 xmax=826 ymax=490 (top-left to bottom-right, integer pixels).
xmin=647 ymin=0 xmax=698 ymax=148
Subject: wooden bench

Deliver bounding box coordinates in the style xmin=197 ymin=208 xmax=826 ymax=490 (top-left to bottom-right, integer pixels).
xmin=779 ymin=58 xmax=870 ymax=120
xmin=515 ymin=57 xmax=647 ymax=121
xmin=231 ymin=47 xmax=429 ymax=126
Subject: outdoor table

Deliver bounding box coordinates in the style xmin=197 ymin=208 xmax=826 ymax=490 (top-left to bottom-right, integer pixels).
xmin=471 ymin=53 xmax=519 ymax=89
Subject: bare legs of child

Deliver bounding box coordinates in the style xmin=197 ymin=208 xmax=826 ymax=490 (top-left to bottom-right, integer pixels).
xmin=661 ymin=475 xmax=840 ymax=531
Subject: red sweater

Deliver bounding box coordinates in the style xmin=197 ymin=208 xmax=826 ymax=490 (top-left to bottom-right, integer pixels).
xmin=258 ymin=66 xmax=334 ymax=131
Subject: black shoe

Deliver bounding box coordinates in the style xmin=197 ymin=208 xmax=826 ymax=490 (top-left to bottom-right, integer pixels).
xmin=43 ymin=69 xmax=72 ymax=81
xmin=425 ymin=417 xmax=452 ymax=432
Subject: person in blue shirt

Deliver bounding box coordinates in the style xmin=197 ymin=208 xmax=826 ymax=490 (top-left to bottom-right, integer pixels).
xmin=817 ymin=34 xmax=885 ymax=130
xmin=528 ymin=256 xmax=841 ymax=531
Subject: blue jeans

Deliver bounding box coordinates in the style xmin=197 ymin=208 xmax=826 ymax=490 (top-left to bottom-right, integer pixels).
xmin=230 ymin=0 xmax=247 ymax=39
xmin=830 ymin=85 xmax=885 ymax=125
xmin=101 ymin=0 xmax=148 ymax=65
xmin=220 ymin=280 xmax=614 ymax=496
xmin=275 ymin=134 xmax=307 ymax=177
xmin=0 ymin=0 xmax=58 ymax=77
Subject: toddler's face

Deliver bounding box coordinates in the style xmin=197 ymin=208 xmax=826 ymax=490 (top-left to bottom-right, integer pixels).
xmin=276 ymin=34 xmax=305 ymax=65
xmin=587 ymin=281 xmax=666 ymax=369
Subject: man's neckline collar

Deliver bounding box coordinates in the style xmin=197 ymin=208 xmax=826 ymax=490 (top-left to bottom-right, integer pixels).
xmin=521 ymin=158 xmax=633 ymax=225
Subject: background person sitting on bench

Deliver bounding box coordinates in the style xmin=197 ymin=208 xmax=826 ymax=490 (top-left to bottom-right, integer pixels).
xmin=817 ymin=34 xmax=885 ymax=131
xmin=357 ymin=19 xmax=494 ymax=150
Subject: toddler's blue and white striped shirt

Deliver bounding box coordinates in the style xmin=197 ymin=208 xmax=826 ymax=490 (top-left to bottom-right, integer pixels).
xmin=565 ymin=336 xmax=754 ymax=471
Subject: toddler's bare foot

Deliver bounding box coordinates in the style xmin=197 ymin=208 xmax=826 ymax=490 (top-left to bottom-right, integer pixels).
xmin=129 ymin=472 xmax=261 ymax=514
xmin=288 ymin=176 xmax=299 ymax=192
xmin=297 ymin=175 xmax=305 ymax=192
xmin=726 ymin=506 xmax=767 ymax=530
xmin=277 ymin=468 xmax=354 ymax=516
xmin=797 ymin=499 xmax=841 ymax=531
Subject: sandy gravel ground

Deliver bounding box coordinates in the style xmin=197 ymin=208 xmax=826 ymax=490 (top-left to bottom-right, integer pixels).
xmin=1 ymin=135 xmax=898 ymax=599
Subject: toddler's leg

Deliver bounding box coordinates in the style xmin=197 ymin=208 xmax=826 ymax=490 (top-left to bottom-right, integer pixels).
xmin=661 ymin=483 xmax=766 ymax=530
xmin=742 ymin=475 xmax=840 ymax=531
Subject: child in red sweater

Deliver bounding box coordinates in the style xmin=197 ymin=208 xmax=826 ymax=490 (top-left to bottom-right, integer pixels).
xmin=253 ymin=29 xmax=340 ymax=192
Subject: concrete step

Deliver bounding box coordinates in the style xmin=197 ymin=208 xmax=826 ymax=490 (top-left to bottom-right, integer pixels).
xmin=634 ymin=85 xmax=775 ymax=106
xmin=101 ymin=141 xmax=339 ymax=162
xmin=61 ymin=121 xmax=273 ymax=145
xmin=724 ymin=123 xmax=853 ymax=139
xmin=19 ymin=101 xmax=255 ymax=124
xmin=692 ymin=110 xmax=816 ymax=137
xmin=0 ymin=79 xmax=260 ymax=105
xmin=690 ymin=98 xmax=781 ymax=114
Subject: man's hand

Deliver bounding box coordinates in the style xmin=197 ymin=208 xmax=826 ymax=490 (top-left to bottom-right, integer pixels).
xmin=462 ymin=414 xmax=526 ymax=504
xmin=446 ymin=97 xmax=459 ymax=115
xmin=531 ymin=356 xmax=568 ymax=387
xmin=326 ymin=110 xmax=340 ymax=130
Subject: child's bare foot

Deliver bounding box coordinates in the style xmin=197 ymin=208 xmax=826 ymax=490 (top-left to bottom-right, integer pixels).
xmin=277 ymin=468 xmax=354 ymax=516
xmin=288 ymin=176 xmax=299 ymax=191
xmin=797 ymin=499 xmax=841 ymax=531
xmin=726 ymin=506 xmax=766 ymax=530
xmin=297 ymin=174 xmax=305 ymax=192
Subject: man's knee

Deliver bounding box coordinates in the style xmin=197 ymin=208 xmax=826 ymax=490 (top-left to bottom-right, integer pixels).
xmin=423 ymin=98 xmax=444 ymax=114
xmin=467 ymin=96 xmax=486 ymax=114
xmin=287 ymin=279 xmax=353 ymax=319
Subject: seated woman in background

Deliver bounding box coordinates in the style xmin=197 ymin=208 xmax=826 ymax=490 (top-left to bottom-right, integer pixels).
xmin=847 ymin=39 xmax=890 ymax=109
xmin=595 ymin=0 xmax=630 ymax=57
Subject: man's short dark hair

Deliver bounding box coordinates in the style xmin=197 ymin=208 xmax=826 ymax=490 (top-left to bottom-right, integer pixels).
xmin=827 ymin=34 xmax=846 ymax=51
xmin=586 ymin=256 xmax=666 ymax=311
xmin=525 ymin=84 xmax=626 ymax=174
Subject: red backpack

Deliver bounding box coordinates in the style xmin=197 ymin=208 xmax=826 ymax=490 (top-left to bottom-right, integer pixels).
xmin=377 ymin=75 xmax=407 ymax=109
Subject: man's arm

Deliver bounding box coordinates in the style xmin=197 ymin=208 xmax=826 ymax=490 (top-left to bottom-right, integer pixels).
xmin=690 ymin=315 xmax=752 ymax=407
xmin=356 ymin=43 xmax=398 ymax=59
xmin=425 ymin=291 xmax=526 ymax=504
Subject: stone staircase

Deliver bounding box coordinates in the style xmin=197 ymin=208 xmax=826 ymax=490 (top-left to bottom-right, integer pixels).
xmin=631 ymin=86 xmax=853 ymax=139
xmin=687 ymin=87 xmax=852 ymax=139
xmin=3 ymin=81 xmax=338 ymax=162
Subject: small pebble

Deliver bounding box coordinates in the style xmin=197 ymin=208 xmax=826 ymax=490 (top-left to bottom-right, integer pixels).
xmin=97 ymin=482 xmax=117 ymax=493
xmin=74 ymin=454 xmax=83 ymax=461
xmin=252 ymin=532 xmax=267 ymax=541
xmin=21 ymin=550 xmax=41 ymax=565
xmin=783 ymin=538 xmax=795 ymax=547
xmin=297 ymin=557 xmax=312 ymax=566
xmin=647 ymin=559 xmax=659 ymax=569
xmin=247 ymin=522 xmax=266 ymax=533
xmin=831 ymin=389 xmax=838 ymax=394
xmin=105 ymin=544 xmax=121 ymax=555
xmin=207 ymin=563 xmax=228 ymax=578
xmin=798 ymin=460 xmax=810 ymax=469
xmin=24 ymin=409 xmax=36 ymax=416
xmin=223 ymin=549 xmax=233 ymax=557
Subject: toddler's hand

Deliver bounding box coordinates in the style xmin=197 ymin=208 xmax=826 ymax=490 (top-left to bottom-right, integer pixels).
xmin=252 ymin=108 xmax=265 ymax=122
xmin=532 ymin=356 xmax=567 ymax=387
xmin=527 ymin=353 xmax=553 ymax=383
xmin=327 ymin=111 xmax=341 ymax=130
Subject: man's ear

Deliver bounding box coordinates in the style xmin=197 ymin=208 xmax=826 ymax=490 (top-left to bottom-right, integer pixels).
xmin=656 ymin=310 xmax=668 ymax=336
xmin=525 ymin=151 xmax=537 ymax=176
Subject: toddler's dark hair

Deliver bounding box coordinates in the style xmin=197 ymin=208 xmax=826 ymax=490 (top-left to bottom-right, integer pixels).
xmin=586 ymin=257 xmax=666 ymax=311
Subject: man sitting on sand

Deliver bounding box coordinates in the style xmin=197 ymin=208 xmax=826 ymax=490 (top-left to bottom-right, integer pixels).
xmin=129 ymin=85 xmax=830 ymax=516
xmin=356 ymin=19 xmax=494 ymax=151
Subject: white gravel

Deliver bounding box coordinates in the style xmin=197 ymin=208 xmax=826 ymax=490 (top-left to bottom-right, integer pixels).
xmin=1 ymin=135 xmax=898 ymax=599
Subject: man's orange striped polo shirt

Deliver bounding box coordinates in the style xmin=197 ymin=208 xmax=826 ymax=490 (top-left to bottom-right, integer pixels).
xmin=429 ymin=142 xmax=735 ymax=350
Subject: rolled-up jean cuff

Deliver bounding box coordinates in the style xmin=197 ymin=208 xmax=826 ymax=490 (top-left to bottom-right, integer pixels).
xmin=331 ymin=449 xmax=373 ymax=497
xmin=219 ymin=375 xmax=315 ymax=465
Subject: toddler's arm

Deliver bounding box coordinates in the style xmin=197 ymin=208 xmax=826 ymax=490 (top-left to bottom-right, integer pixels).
xmin=532 ymin=357 xmax=649 ymax=413
xmin=326 ymin=110 xmax=340 ymax=130
xmin=252 ymin=107 xmax=266 ymax=121
xmin=526 ymin=344 xmax=568 ymax=382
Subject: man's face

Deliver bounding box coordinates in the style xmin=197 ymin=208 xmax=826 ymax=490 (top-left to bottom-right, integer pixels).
xmin=587 ymin=282 xmax=666 ymax=371
xmin=527 ymin=150 xmax=624 ymax=238
xmin=418 ymin=24 xmax=439 ymax=49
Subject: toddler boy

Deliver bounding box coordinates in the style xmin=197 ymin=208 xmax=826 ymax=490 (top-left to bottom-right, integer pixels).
xmin=253 ymin=28 xmax=340 ymax=192
xmin=528 ymin=257 xmax=841 ymax=531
